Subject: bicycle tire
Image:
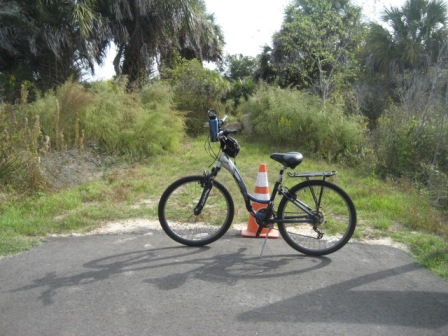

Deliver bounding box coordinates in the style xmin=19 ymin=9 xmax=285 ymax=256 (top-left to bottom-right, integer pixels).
xmin=277 ymin=179 xmax=356 ymax=256
xmin=158 ymin=175 xmax=234 ymax=246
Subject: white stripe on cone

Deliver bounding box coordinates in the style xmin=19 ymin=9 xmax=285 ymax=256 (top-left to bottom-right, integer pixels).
xmin=255 ymin=172 xmax=269 ymax=187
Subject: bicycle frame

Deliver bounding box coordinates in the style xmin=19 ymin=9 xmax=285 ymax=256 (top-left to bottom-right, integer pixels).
xmin=210 ymin=152 xmax=318 ymax=226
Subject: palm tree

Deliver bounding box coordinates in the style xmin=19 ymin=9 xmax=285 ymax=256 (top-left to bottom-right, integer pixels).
xmin=360 ymin=0 xmax=448 ymax=132
xmin=1 ymin=0 xmax=223 ymax=99
xmin=0 ymin=0 xmax=109 ymax=96
xmin=100 ymin=0 xmax=224 ymax=85
xmin=364 ymin=0 xmax=448 ymax=76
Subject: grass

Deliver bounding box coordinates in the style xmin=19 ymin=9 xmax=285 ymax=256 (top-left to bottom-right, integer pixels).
xmin=0 ymin=135 xmax=447 ymax=280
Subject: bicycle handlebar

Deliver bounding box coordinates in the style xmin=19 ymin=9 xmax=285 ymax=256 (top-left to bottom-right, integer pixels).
xmin=217 ymin=129 xmax=238 ymax=140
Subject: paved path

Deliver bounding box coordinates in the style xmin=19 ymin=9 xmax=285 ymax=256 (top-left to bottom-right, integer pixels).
xmin=1 ymin=228 xmax=447 ymax=336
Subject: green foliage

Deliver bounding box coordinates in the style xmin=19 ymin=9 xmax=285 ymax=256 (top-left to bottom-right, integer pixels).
xmin=364 ymin=0 xmax=448 ymax=75
xmin=1 ymin=78 xmax=185 ymax=193
xmin=84 ymin=79 xmax=185 ymax=159
xmin=0 ymin=0 xmax=224 ymax=97
xmin=22 ymin=81 xmax=95 ymax=151
xmin=164 ymin=58 xmax=229 ymax=134
xmin=359 ymin=0 xmax=448 ymax=123
xmin=421 ymin=164 xmax=448 ymax=209
xmin=228 ymin=78 xmax=257 ymax=108
xmin=106 ymin=0 xmax=224 ymax=84
xmin=0 ymin=0 xmax=105 ymax=96
xmin=0 ymin=104 xmax=46 ymax=192
xmin=220 ymin=54 xmax=257 ymax=81
xmin=373 ymin=103 xmax=448 ymax=209
xmin=219 ymin=54 xmax=257 ymax=108
xmin=272 ymin=0 xmax=365 ymax=98
xmin=245 ymin=85 xmax=366 ymax=161
xmin=374 ymin=105 xmax=448 ymax=177
xmin=1 ymin=106 xmax=19 ymax=181
xmin=393 ymin=232 xmax=448 ymax=280
xmin=374 ymin=107 xmax=419 ymax=177
xmin=254 ymin=46 xmax=278 ymax=84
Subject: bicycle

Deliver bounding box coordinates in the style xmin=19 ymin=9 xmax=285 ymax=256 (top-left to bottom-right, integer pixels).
xmin=158 ymin=111 xmax=357 ymax=256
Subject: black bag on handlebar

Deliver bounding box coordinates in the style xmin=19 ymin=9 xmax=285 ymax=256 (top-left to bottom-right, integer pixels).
xmin=220 ymin=137 xmax=240 ymax=158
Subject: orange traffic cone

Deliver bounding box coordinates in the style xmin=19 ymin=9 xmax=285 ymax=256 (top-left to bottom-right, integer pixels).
xmin=241 ymin=163 xmax=279 ymax=238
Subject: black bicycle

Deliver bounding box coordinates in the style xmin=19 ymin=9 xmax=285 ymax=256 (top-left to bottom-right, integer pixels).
xmin=158 ymin=111 xmax=357 ymax=256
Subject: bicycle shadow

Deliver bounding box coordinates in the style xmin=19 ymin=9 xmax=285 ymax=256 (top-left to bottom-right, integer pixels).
xmin=143 ymin=247 xmax=331 ymax=289
xmin=10 ymin=245 xmax=330 ymax=305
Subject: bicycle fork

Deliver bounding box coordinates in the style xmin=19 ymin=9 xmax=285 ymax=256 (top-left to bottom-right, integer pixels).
xmin=193 ymin=171 xmax=216 ymax=216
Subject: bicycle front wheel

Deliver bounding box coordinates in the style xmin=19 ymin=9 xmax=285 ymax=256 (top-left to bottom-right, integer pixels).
xmin=277 ymin=180 xmax=356 ymax=256
xmin=158 ymin=175 xmax=234 ymax=246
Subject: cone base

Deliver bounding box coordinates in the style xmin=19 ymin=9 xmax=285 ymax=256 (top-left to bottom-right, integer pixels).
xmin=241 ymin=229 xmax=279 ymax=238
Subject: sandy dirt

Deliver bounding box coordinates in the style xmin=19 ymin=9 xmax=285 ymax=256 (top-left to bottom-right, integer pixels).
xmin=78 ymin=218 xmax=408 ymax=251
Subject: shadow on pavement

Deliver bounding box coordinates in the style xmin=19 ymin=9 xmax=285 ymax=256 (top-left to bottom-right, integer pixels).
xmin=10 ymin=246 xmax=330 ymax=305
xmin=238 ymin=262 xmax=448 ymax=329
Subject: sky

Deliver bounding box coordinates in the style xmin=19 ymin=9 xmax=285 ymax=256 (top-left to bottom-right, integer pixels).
xmin=90 ymin=0 xmax=406 ymax=80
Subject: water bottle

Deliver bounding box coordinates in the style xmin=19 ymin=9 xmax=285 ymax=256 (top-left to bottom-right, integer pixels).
xmin=208 ymin=110 xmax=219 ymax=142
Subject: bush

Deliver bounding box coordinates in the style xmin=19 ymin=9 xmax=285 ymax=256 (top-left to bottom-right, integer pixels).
xmin=84 ymin=79 xmax=185 ymax=159
xmin=374 ymin=105 xmax=448 ymax=178
xmin=421 ymin=164 xmax=448 ymax=209
xmin=228 ymin=78 xmax=257 ymax=108
xmin=18 ymin=80 xmax=94 ymax=151
xmin=163 ymin=58 xmax=229 ymax=135
xmin=0 ymin=79 xmax=186 ymax=193
xmin=245 ymin=86 xmax=366 ymax=161
xmin=374 ymin=105 xmax=448 ymax=209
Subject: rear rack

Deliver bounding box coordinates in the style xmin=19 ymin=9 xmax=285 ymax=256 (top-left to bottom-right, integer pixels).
xmin=287 ymin=171 xmax=336 ymax=179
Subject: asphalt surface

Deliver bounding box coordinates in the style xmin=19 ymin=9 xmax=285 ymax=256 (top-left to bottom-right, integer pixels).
xmin=0 ymin=227 xmax=447 ymax=336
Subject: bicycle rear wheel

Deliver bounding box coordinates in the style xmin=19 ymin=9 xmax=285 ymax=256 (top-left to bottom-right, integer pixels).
xmin=277 ymin=180 xmax=356 ymax=256
xmin=158 ymin=175 xmax=234 ymax=246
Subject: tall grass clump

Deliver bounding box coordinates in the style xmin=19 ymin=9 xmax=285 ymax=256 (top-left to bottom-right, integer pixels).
xmin=16 ymin=80 xmax=95 ymax=152
xmin=245 ymin=86 xmax=366 ymax=161
xmin=0 ymin=102 xmax=46 ymax=192
xmin=374 ymin=105 xmax=442 ymax=178
xmin=84 ymin=79 xmax=184 ymax=159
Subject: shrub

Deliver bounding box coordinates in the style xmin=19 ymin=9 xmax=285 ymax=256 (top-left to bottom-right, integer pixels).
xmin=228 ymin=78 xmax=257 ymax=108
xmin=164 ymin=58 xmax=229 ymax=135
xmin=374 ymin=105 xmax=448 ymax=209
xmin=245 ymin=86 xmax=366 ymax=161
xmin=374 ymin=105 xmax=448 ymax=179
xmin=84 ymin=79 xmax=184 ymax=159
xmin=20 ymin=81 xmax=94 ymax=151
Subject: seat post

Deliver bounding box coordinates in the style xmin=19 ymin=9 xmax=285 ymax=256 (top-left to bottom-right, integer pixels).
xmin=270 ymin=166 xmax=286 ymax=201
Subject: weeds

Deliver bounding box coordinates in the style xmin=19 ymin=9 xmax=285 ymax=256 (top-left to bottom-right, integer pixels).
xmin=244 ymin=85 xmax=366 ymax=161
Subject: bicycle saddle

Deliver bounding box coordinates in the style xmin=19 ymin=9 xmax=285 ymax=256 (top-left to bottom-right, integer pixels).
xmin=270 ymin=152 xmax=304 ymax=169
